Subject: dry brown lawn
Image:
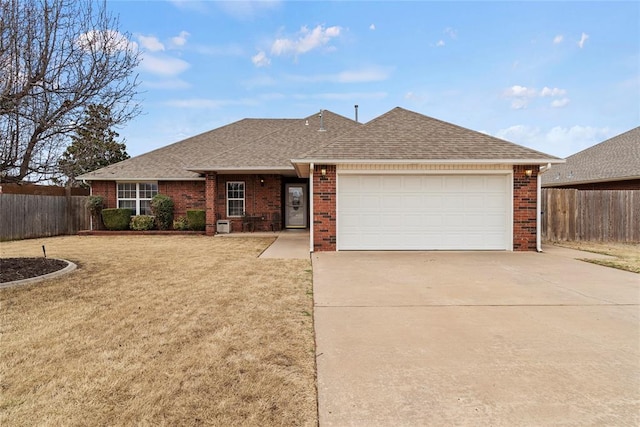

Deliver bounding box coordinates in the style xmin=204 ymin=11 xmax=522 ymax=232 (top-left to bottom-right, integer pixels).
xmin=548 ymin=241 xmax=640 ymax=273
xmin=0 ymin=235 xmax=316 ymax=426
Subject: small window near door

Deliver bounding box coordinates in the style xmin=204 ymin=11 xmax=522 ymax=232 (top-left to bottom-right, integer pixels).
xmin=227 ymin=181 xmax=245 ymax=217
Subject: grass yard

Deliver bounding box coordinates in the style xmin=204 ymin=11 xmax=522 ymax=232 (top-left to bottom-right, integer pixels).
xmin=548 ymin=241 xmax=640 ymax=273
xmin=0 ymin=236 xmax=316 ymax=426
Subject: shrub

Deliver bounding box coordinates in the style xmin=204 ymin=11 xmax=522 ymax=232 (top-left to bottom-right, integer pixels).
xmin=186 ymin=209 xmax=206 ymax=231
xmin=130 ymin=215 xmax=155 ymax=231
xmin=150 ymin=194 xmax=174 ymax=230
xmin=85 ymin=195 xmax=104 ymax=230
xmin=102 ymin=208 xmax=132 ymax=230
xmin=173 ymin=216 xmax=189 ymax=231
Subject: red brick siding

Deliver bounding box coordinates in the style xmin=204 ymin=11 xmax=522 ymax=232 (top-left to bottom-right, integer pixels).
xmin=205 ymin=173 xmax=217 ymax=235
xmin=214 ymin=174 xmax=283 ymax=233
xmin=90 ymin=181 xmax=117 ymax=208
xmin=158 ymin=181 xmax=205 ymax=218
xmin=91 ymin=180 xmax=205 ymax=215
xmin=312 ymin=165 xmax=336 ymax=251
xmin=513 ymin=166 xmax=539 ymax=251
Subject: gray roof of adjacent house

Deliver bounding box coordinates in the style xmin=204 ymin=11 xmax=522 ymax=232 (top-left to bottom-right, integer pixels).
xmin=541 ymin=127 xmax=640 ymax=187
xmin=294 ymin=107 xmax=562 ymax=164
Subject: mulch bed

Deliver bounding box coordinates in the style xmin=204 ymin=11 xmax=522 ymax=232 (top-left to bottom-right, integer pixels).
xmin=0 ymin=258 xmax=68 ymax=283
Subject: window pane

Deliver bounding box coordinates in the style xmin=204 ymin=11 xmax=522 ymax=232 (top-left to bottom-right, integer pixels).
xmin=228 ymin=200 xmax=244 ymax=216
xmin=139 ymin=183 xmax=158 ymax=199
xmin=118 ymin=200 xmax=136 ymax=211
xmin=227 ymin=182 xmax=244 ymax=198
xmin=140 ymin=200 xmax=152 ymax=215
xmin=118 ymin=183 xmax=136 ymax=199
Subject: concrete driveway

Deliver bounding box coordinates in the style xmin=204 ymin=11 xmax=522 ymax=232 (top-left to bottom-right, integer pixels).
xmin=312 ymin=248 xmax=640 ymax=426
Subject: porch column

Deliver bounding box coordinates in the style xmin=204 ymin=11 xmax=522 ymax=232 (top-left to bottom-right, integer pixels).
xmin=513 ymin=165 xmax=539 ymax=251
xmin=205 ymin=172 xmax=217 ymax=236
xmin=313 ymin=164 xmax=337 ymax=251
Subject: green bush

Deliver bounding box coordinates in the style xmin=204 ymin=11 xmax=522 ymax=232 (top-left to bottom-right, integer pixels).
xmin=150 ymin=194 xmax=174 ymax=230
xmin=173 ymin=216 xmax=189 ymax=231
xmin=130 ymin=215 xmax=155 ymax=231
xmin=102 ymin=208 xmax=132 ymax=230
xmin=186 ymin=209 xmax=206 ymax=231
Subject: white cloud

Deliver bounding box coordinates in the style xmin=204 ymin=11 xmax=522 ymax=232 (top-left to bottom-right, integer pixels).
xmin=494 ymin=125 xmax=612 ymax=157
xmin=138 ymin=35 xmax=165 ymax=52
xmin=171 ymin=31 xmax=190 ymax=47
xmin=578 ymin=32 xmax=589 ymax=48
xmin=550 ymin=98 xmax=570 ymax=108
xmin=77 ymin=30 xmax=138 ymax=53
xmin=436 ymin=40 xmax=445 ymax=47
xmin=271 ymin=25 xmax=342 ymax=56
xmin=139 ymin=54 xmax=190 ymax=76
xmin=369 ymin=24 xmax=376 ymax=31
xmin=504 ymin=85 xmax=569 ymax=109
xmin=540 ymin=87 xmax=567 ymax=97
xmin=553 ymin=35 xmax=563 ymax=44
xmin=444 ymin=27 xmax=457 ymax=39
xmin=251 ymin=51 xmax=271 ymax=67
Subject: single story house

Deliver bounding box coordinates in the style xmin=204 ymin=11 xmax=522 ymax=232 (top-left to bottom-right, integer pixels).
xmin=79 ymin=107 xmax=563 ymax=252
xmin=542 ymin=127 xmax=640 ymax=190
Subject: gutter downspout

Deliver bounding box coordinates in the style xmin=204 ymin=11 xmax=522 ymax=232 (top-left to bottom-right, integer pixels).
xmin=537 ymin=163 xmax=552 ymax=252
xmin=309 ymin=163 xmax=314 ymax=254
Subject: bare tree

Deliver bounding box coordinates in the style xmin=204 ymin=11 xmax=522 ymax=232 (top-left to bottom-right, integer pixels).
xmin=0 ymin=0 xmax=141 ymax=183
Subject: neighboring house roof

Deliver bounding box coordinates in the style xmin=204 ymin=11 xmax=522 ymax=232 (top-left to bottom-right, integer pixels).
xmin=541 ymin=127 xmax=640 ymax=187
xmin=292 ymin=108 xmax=561 ymax=175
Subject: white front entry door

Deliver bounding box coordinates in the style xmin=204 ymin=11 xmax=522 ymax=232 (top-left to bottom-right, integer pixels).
xmin=337 ymin=174 xmax=511 ymax=250
xmin=285 ymin=183 xmax=307 ymax=228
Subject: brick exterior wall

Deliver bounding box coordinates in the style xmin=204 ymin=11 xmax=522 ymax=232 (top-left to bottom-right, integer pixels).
xmin=513 ymin=165 xmax=539 ymax=251
xmin=205 ymin=174 xmax=283 ymax=234
xmin=312 ymin=165 xmax=337 ymax=251
xmin=158 ymin=181 xmax=206 ymax=218
xmin=91 ymin=181 xmax=117 ymax=208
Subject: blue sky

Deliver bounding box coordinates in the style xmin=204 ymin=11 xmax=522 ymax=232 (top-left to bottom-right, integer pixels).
xmin=108 ymin=1 xmax=639 ymax=159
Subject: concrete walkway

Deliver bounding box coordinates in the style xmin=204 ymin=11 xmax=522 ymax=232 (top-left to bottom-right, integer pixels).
xmin=313 ymin=250 xmax=640 ymax=426
xmin=259 ymin=230 xmax=310 ymax=259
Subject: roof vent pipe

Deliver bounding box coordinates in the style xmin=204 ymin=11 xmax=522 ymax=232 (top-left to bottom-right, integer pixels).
xmin=354 ymin=104 xmax=358 ymax=122
xmin=318 ymin=109 xmax=326 ymax=132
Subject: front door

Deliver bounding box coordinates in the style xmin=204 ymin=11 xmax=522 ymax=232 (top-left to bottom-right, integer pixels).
xmin=285 ymin=183 xmax=307 ymax=228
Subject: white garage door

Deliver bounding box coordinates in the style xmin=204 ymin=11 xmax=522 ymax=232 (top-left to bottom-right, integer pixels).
xmin=338 ymin=174 xmax=511 ymax=250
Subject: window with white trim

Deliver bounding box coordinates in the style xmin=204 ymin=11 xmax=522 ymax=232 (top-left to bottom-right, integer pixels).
xmin=226 ymin=181 xmax=245 ymax=217
xmin=117 ymin=182 xmax=158 ymax=215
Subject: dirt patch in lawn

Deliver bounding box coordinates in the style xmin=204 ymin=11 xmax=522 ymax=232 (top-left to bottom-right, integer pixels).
xmin=0 ymin=258 xmax=68 ymax=283
xmin=548 ymin=241 xmax=640 ymax=273
xmin=0 ymin=235 xmax=316 ymax=426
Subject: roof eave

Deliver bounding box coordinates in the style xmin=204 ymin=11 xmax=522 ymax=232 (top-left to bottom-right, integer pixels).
xmin=542 ymin=175 xmax=640 ymax=187
xmin=291 ymin=158 xmax=565 ymax=166
xmin=184 ymin=166 xmax=297 ymax=176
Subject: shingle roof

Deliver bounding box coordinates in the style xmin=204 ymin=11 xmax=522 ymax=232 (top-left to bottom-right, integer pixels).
xmin=78 ymin=118 xmax=299 ymax=180
xmin=296 ymin=107 xmax=561 ymax=162
xmin=185 ymin=110 xmax=360 ymax=172
xmin=541 ymin=127 xmax=640 ymax=187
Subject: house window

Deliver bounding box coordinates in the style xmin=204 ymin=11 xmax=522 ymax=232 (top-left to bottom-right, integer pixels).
xmin=227 ymin=181 xmax=245 ymax=217
xmin=117 ymin=182 xmax=158 ymax=215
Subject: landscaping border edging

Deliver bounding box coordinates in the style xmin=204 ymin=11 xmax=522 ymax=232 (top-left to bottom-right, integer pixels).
xmin=0 ymin=259 xmax=77 ymax=289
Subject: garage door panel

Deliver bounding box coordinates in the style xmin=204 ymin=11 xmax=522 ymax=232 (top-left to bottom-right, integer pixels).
xmin=338 ymin=174 xmax=510 ymax=250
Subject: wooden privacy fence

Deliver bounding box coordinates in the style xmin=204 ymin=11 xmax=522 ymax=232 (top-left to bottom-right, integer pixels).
xmin=0 ymin=194 xmax=90 ymax=241
xmin=542 ymin=189 xmax=640 ymax=242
